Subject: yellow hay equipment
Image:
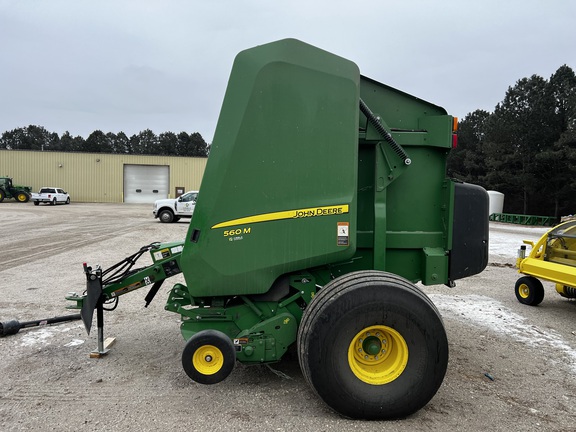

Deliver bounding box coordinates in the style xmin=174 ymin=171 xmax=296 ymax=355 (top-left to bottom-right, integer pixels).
xmin=516 ymin=220 xmax=576 ymax=305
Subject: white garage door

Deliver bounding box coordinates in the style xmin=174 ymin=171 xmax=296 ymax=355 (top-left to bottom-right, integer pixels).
xmin=123 ymin=164 xmax=169 ymax=203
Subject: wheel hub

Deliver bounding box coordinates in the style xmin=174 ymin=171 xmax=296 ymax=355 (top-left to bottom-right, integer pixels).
xmin=192 ymin=345 xmax=224 ymax=375
xmin=348 ymin=325 xmax=408 ymax=385
xmin=362 ymin=336 xmax=382 ymax=356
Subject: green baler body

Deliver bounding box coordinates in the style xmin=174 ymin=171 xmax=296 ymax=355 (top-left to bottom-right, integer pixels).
xmin=179 ymin=38 xmax=486 ymax=297
xmin=67 ymin=40 xmax=488 ymax=412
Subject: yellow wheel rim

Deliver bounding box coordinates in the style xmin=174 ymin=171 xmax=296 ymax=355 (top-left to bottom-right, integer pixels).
xmin=192 ymin=345 xmax=224 ymax=375
xmin=348 ymin=325 xmax=408 ymax=385
xmin=518 ymin=284 xmax=530 ymax=299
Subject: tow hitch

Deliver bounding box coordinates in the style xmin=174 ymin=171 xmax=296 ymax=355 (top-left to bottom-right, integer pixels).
xmin=65 ymin=242 xmax=183 ymax=356
xmin=0 ymin=314 xmax=81 ymax=337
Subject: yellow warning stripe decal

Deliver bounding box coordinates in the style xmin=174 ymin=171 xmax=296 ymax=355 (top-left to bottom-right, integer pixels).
xmin=211 ymin=204 xmax=349 ymax=229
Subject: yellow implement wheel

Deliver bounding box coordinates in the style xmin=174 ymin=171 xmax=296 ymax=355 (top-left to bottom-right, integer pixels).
xmin=515 ymin=276 xmax=544 ymax=306
xmin=518 ymin=284 xmax=530 ymax=299
xmin=192 ymin=345 xmax=225 ymax=376
xmin=182 ymin=330 xmax=236 ymax=384
xmin=348 ymin=325 xmax=408 ymax=385
xmin=298 ymin=270 xmax=448 ymax=420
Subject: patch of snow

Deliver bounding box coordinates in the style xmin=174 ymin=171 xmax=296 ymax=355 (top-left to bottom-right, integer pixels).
xmin=430 ymin=293 xmax=576 ymax=372
xmin=19 ymin=324 xmax=82 ymax=348
xmin=489 ymin=222 xmax=549 ymax=260
xmin=64 ymin=339 xmax=85 ymax=347
xmin=19 ymin=328 xmax=56 ymax=347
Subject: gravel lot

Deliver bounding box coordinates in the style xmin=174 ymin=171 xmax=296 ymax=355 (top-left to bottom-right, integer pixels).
xmin=1 ymin=202 xmax=575 ymax=431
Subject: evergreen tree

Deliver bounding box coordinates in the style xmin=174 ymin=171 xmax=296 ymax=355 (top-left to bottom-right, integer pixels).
xmin=483 ymin=75 xmax=557 ymax=214
xmin=176 ymin=131 xmax=192 ymax=156
xmin=158 ymin=132 xmax=178 ymax=155
xmin=190 ymin=132 xmax=209 ymax=157
xmin=137 ymin=129 xmax=159 ymax=155
xmin=85 ymin=130 xmax=112 ymax=153
xmin=59 ymin=131 xmax=85 ymax=152
xmin=448 ymin=110 xmax=490 ymax=184
xmin=114 ymin=131 xmax=131 ymax=154
xmin=537 ymin=65 xmax=576 ymax=217
xmin=0 ymin=128 xmax=24 ymax=149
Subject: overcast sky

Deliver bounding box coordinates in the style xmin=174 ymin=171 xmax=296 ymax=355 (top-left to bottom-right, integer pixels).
xmin=1 ymin=1 xmax=575 ymax=142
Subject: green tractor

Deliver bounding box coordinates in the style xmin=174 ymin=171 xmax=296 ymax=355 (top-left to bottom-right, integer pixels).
xmin=0 ymin=177 xmax=32 ymax=203
xmin=66 ymin=39 xmax=489 ymax=419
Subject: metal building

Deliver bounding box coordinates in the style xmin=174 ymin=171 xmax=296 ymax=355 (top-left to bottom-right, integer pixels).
xmin=0 ymin=150 xmax=207 ymax=203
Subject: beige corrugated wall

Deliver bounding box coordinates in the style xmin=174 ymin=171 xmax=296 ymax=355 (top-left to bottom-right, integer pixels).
xmin=0 ymin=150 xmax=207 ymax=202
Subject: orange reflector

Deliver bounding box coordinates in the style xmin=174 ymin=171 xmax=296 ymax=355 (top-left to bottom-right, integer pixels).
xmin=452 ymin=117 xmax=458 ymax=132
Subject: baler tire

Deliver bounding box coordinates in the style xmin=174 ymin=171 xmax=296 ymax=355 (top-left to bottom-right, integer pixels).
xmin=0 ymin=189 xmax=4 ymax=203
xmin=515 ymin=276 xmax=545 ymax=306
xmin=158 ymin=209 xmax=174 ymax=223
xmin=297 ymin=270 xmax=448 ymax=420
xmin=182 ymin=330 xmax=236 ymax=385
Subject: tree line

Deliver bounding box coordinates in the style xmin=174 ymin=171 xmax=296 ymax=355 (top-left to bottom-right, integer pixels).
xmin=2 ymin=64 xmax=575 ymax=217
xmin=448 ymin=65 xmax=576 ymax=218
xmin=0 ymin=127 xmax=210 ymax=157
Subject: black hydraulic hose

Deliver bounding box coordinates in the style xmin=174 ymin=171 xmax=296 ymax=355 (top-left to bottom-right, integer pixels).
xmin=359 ymin=98 xmax=411 ymax=165
xmin=102 ymin=242 xmax=160 ymax=285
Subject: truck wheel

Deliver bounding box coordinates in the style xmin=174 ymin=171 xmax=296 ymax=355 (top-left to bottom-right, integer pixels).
xmin=182 ymin=330 xmax=236 ymax=384
xmin=158 ymin=209 xmax=174 ymax=223
xmin=16 ymin=192 xmax=30 ymax=203
xmin=515 ymin=276 xmax=544 ymax=306
xmin=65 ymin=197 xmax=70 ymax=204
xmin=0 ymin=189 xmax=5 ymax=203
xmin=298 ymin=270 xmax=448 ymax=420
xmin=51 ymin=198 xmax=57 ymax=206
xmin=34 ymin=201 xmax=39 ymax=206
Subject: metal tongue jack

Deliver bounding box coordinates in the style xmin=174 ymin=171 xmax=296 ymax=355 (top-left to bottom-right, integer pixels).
xmin=82 ymin=263 xmax=111 ymax=358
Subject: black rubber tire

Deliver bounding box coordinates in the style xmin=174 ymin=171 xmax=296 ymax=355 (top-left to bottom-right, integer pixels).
xmin=65 ymin=197 xmax=70 ymax=204
xmin=298 ymin=270 xmax=448 ymax=420
xmin=159 ymin=209 xmax=174 ymax=223
xmin=182 ymin=330 xmax=236 ymax=384
xmin=34 ymin=200 xmax=39 ymax=206
xmin=51 ymin=198 xmax=57 ymax=206
xmin=0 ymin=189 xmax=4 ymax=203
xmin=515 ymin=276 xmax=545 ymax=306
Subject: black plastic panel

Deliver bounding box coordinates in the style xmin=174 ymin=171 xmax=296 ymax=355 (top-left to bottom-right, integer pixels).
xmin=450 ymin=182 xmax=489 ymax=281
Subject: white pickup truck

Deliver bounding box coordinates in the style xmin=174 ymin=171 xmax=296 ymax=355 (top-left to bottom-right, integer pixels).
xmin=31 ymin=187 xmax=71 ymax=206
xmin=152 ymin=190 xmax=198 ymax=223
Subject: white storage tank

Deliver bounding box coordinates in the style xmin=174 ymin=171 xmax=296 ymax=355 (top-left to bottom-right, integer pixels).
xmin=487 ymin=190 xmax=505 ymax=215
